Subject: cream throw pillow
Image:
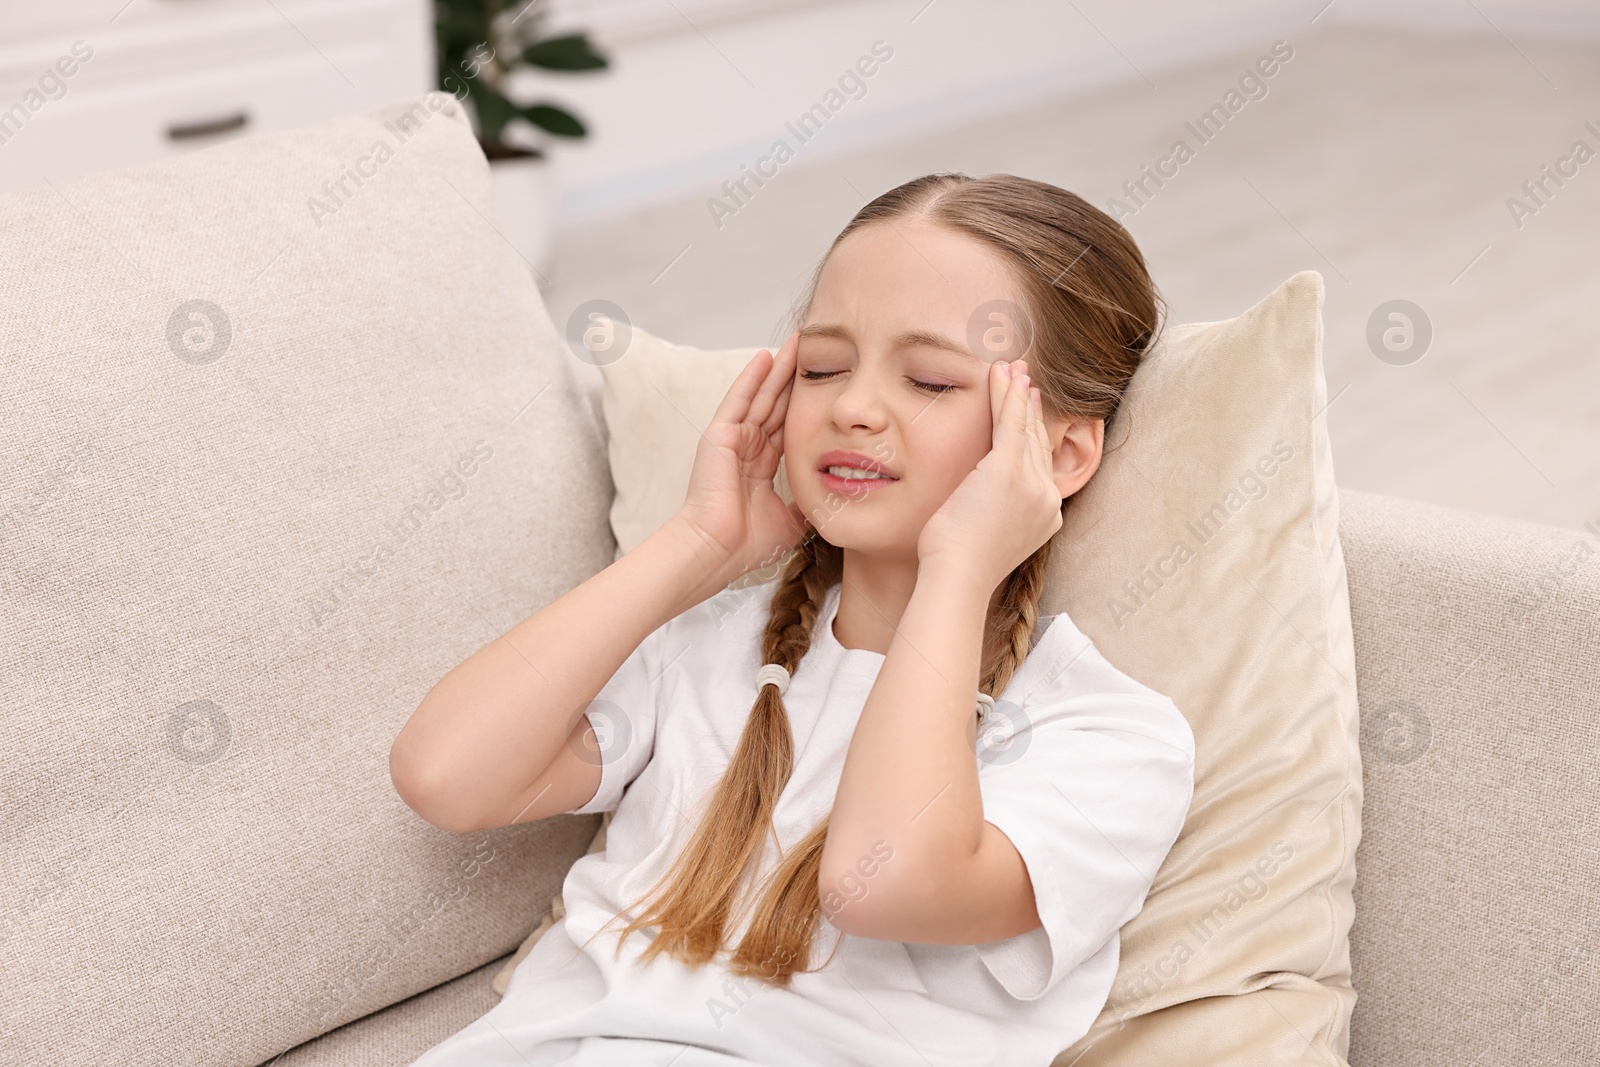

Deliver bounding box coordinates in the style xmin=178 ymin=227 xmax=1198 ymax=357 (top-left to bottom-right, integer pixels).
xmin=598 ymin=329 xmax=796 ymax=575
xmin=499 ymin=271 xmax=1361 ymax=1067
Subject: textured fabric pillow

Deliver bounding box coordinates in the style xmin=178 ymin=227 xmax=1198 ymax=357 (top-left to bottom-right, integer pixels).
xmin=518 ymin=271 xmax=1360 ymax=1065
xmin=0 ymin=94 xmax=616 ymax=1064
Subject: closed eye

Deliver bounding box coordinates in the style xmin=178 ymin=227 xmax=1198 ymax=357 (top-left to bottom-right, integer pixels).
xmin=799 ymin=370 xmax=955 ymax=395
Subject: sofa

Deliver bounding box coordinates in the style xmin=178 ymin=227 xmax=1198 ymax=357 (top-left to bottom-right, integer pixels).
xmin=4 ymin=94 xmax=1597 ymax=1067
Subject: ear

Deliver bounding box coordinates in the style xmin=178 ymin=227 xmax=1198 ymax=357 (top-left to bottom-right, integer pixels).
xmin=1044 ymin=412 xmax=1105 ymax=501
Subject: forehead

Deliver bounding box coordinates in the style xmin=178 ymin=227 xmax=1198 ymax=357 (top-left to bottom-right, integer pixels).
xmin=805 ymin=220 xmax=1021 ymax=349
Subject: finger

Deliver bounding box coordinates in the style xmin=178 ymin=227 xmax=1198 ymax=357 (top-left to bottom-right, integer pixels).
xmin=1025 ymin=387 xmax=1046 ymax=472
xmin=1034 ymin=390 xmax=1053 ymax=466
xmin=760 ymin=331 xmax=800 ymax=438
xmin=989 ymin=359 xmax=1011 ymax=429
xmin=1027 ymin=388 xmax=1051 ymax=476
xmin=744 ymin=349 xmax=779 ymax=428
xmin=750 ymin=331 xmax=798 ymax=432
xmin=992 ymin=361 xmax=1030 ymax=460
xmin=711 ymin=346 xmax=774 ymax=429
xmin=999 ymin=361 xmax=1030 ymax=451
xmin=1014 ymin=376 xmax=1038 ymax=461
xmin=737 ymin=334 xmax=794 ymax=431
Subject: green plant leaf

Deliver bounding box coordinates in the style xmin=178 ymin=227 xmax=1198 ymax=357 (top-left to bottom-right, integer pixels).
xmin=471 ymin=86 xmax=518 ymax=141
xmin=435 ymin=0 xmax=604 ymax=146
xmin=520 ymin=104 xmax=586 ymax=137
xmin=521 ymin=33 xmax=608 ymax=71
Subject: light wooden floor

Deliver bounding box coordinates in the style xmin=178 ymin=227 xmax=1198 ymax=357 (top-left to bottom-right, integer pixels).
xmin=543 ymin=25 xmax=1600 ymax=533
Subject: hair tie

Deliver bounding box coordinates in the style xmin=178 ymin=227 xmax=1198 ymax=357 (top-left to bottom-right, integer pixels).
xmin=759 ymin=661 xmax=988 ymax=716
xmin=756 ymin=662 xmax=791 ymax=696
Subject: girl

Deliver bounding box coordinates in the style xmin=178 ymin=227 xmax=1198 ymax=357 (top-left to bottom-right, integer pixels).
xmin=393 ymin=173 xmax=1195 ymax=1066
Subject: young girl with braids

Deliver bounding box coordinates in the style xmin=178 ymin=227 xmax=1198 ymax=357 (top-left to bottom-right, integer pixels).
xmin=397 ymin=173 xmax=1195 ymax=1067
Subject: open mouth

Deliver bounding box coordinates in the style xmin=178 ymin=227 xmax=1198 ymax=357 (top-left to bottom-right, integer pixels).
xmin=816 ymin=450 xmax=899 ymax=493
xmin=818 ymin=467 xmax=898 ymax=494
xmin=821 ymin=465 xmax=896 ymax=482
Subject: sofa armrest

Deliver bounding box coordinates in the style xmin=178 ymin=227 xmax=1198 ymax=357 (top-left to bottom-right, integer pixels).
xmin=1338 ymin=487 xmax=1600 ymax=1067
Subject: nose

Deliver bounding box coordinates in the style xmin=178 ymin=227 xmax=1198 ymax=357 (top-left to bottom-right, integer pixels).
xmin=829 ymin=364 xmax=891 ymax=431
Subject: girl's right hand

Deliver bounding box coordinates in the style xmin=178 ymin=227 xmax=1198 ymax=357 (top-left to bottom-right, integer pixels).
xmin=675 ymin=329 xmax=809 ymax=582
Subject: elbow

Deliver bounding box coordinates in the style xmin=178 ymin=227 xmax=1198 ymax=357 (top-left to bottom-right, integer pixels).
xmin=822 ymin=855 xmax=955 ymax=943
xmin=820 ymin=873 xmax=869 ymax=938
xmin=818 ymin=860 xmax=895 ymax=940
xmin=822 ymin=884 xmax=896 ymax=941
xmin=389 ymin=739 xmax=482 ymax=834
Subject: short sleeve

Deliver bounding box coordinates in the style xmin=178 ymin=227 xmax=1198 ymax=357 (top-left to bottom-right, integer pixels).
xmin=565 ymin=614 xmax=676 ymax=816
xmin=974 ymin=691 xmax=1195 ymax=1002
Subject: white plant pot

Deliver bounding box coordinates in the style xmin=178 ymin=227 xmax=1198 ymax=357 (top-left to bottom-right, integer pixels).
xmin=488 ymin=153 xmax=555 ymax=286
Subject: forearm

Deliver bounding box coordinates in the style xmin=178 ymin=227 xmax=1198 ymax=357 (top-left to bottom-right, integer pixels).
xmin=824 ymin=561 xmax=996 ymax=916
xmin=391 ymin=515 xmax=733 ymax=828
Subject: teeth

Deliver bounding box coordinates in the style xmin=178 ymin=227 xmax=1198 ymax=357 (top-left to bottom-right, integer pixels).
xmin=826 ymin=465 xmax=891 ymax=480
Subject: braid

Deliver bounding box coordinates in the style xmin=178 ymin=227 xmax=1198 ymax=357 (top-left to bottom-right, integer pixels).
xmin=981 ymin=539 xmax=1054 ymax=702
xmin=722 ymin=531 xmax=842 ymax=982
xmin=591 ymin=529 xmax=1053 ymax=989
xmin=726 ymin=535 xmax=1055 ymax=987
xmin=595 ymin=530 xmax=840 ymax=971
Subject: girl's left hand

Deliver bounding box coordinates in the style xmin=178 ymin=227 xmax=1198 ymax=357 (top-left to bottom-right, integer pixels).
xmin=916 ymin=359 xmax=1064 ymax=590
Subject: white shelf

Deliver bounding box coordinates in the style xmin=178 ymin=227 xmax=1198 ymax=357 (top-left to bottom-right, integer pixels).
xmin=0 ymin=0 xmax=434 ymax=193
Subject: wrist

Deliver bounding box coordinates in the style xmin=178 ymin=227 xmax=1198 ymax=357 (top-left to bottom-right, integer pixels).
xmin=916 ymin=552 xmax=1003 ymax=600
xmin=648 ymin=514 xmax=739 ymax=604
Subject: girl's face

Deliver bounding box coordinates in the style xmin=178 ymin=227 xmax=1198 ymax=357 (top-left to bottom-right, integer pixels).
xmin=785 ymin=219 xmax=1032 ymax=560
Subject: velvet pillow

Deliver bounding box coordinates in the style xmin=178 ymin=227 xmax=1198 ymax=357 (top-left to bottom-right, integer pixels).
xmin=498 ymin=272 xmax=1361 ymax=1067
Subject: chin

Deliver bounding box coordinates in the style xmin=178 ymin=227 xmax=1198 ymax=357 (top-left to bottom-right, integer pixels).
xmin=810 ymin=513 xmax=913 ymax=556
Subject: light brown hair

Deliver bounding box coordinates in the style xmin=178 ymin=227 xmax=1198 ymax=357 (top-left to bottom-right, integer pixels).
xmin=596 ymin=172 xmax=1166 ymax=985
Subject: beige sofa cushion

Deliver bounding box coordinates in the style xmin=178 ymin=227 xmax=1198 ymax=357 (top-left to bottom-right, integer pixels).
xmin=542 ymin=270 xmax=1359 ymax=1065
xmin=275 ymin=955 xmax=511 ymax=1066
xmin=0 ymin=94 xmax=614 ymax=1064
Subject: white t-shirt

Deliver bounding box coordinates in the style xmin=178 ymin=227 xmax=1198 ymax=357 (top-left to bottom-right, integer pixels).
xmin=412 ymin=578 xmax=1194 ymax=1067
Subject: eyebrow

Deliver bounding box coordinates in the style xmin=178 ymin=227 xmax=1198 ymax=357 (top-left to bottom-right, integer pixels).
xmin=797 ymin=323 xmax=981 ymax=364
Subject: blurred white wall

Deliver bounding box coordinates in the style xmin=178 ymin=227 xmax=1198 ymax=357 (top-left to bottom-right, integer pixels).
xmin=515 ymin=0 xmax=1600 ymax=230
xmin=1328 ymin=0 xmax=1600 ymax=38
